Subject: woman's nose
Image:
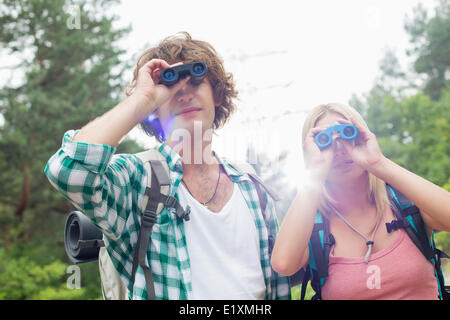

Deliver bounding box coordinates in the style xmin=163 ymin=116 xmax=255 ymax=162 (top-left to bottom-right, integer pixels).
xmin=331 ymin=132 xmax=341 ymax=144
xmin=332 ymin=134 xmax=347 ymax=153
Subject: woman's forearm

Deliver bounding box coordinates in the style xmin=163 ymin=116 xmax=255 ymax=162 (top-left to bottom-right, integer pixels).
xmin=271 ymin=183 xmax=322 ymax=276
xmin=370 ymin=156 xmax=450 ymax=231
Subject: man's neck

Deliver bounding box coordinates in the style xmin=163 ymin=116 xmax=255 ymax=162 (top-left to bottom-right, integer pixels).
xmin=167 ymin=137 xmax=218 ymax=178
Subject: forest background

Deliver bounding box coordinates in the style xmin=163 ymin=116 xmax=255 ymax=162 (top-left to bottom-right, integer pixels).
xmin=0 ymin=0 xmax=448 ymax=299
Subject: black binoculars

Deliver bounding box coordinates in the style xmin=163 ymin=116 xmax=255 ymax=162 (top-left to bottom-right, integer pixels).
xmin=159 ymin=62 xmax=208 ymax=87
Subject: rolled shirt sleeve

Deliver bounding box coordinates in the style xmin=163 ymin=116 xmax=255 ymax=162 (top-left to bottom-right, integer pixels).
xmin=44 ymin=130 xmax=146 ymax=242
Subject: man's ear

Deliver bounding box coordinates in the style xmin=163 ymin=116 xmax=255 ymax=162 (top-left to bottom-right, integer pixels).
xmin=146 ymin=112 xmax=158 ymax=122
xmin=151 ymin=108 xmax=160 ymax=119
xmin=212 ymin=88 xmax=221 ymax=108
xmin=213 ymin=98 xmax=221 ymax=110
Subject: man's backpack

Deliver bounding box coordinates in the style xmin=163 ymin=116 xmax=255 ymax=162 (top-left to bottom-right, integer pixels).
xmin=300 ymin=184 xmax=449 ymax=300
xmin=102 ymin=150 xmax=287 ymax=299
xmin=65 ymin=149 xmax=298 ymax=299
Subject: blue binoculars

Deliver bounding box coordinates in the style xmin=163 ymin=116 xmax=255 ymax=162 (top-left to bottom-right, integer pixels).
xmin=160 ymin=62 xmax=208 ymax=87
xmin=314 ymin=124 xmax=358 ymax=149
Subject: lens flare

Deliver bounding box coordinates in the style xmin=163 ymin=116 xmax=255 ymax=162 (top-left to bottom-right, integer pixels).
xmin=146 ymin=113 xmax=156 ymax=122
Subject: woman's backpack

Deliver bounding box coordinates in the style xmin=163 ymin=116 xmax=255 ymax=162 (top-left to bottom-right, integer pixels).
xmin=300 ymin=184 xmax=449 ymax=300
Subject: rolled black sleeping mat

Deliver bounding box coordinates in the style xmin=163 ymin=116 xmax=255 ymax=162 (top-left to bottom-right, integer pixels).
xmin=64 ymin=211 xmax=104 ymax=264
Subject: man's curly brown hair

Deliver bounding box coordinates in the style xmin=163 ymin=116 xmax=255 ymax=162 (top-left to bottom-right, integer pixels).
xmin=126 ymin=32 xmax=238 ymax=142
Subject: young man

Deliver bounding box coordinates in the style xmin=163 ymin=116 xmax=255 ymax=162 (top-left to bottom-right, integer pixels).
xmin=45 ymin=32 xmax=290 ymax=300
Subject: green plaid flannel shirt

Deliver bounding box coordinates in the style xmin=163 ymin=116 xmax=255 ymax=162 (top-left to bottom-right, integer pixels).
xmin=45 ymin=130 xmax=291 ymax=300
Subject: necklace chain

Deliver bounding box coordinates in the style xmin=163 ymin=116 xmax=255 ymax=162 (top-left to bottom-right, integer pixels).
xmin=333 ymin=208 xmax=382 ymax=263
xmin=181 ymin=165 xmax=221 ymax=207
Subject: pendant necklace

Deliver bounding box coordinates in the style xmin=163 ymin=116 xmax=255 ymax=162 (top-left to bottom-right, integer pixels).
xmin=334 ymin=209 xmax=382 ymax=263
xmin=181 ymin=165 xmax=221 ymax=209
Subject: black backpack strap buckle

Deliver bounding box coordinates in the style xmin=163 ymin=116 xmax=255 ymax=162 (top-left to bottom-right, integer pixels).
xmin=324 ymin=233 xmax=335 ymax=248
xmin=175 ymin=204 xmax=190 ymax=221
xmin=141 ymin=209 xmax=157 ymax=227
xmin=164 ymin=195 xmax=178 ymax=208
xmin=385 ymin=219 xmax=407 ymax=233
xmin=435 ymin=248 xmax=449 ymax=263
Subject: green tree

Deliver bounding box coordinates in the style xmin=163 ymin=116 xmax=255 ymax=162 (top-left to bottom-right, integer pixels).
xmin=351 ymin=0 xmax=450 ymax=190
xmin=404 ymin=0 xmax=450 ymax=100
xmin=350 ymin=0 xmax=450 ymax=261
xmin=0 ymin=0 xmax=142 ymax=299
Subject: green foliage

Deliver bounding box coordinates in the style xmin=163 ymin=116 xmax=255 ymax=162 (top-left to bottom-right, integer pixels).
xmin=0 ymin=0 xmax=449 ymax=300
xmin=435 ymin=231 xmax=450 ymax=282
xmin=0 ymin=0 xmax=133 ymax=237
xmin=0 ymin=0 xmax=134 ymax=299
xmin=404 ymin=0 xmax=450 ymax=100
xmin=291 ymin=283 xmax=315 ymax=300
xmin=352 ymin=0 xmax=450 ymax=284
xmin=435 ymin=231 xmax=450 ymax=251
xmin=351 ymin=0 xmax=450 ymax=192
xmin=360 ymin=91 xmax=450 ymax=189
xmin=0 ymin=245 xmax=92 ymax=300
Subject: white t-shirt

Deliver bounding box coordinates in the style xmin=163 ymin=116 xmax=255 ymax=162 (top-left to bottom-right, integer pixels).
xmin=177 ymin=182 xmax=266 ymax=300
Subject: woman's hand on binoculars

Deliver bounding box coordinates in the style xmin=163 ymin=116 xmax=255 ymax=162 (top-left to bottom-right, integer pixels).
xmin=304 ymin=126 xmax=334 ymax=183
xmin=341 ymin=118 xmax=385 ymax=171
xmin=133 ymin=59 xmax=190 ymax=115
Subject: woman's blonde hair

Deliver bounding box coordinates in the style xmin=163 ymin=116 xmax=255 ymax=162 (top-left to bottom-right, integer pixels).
xmin=301 ymin=102 xmax=390 ymax=219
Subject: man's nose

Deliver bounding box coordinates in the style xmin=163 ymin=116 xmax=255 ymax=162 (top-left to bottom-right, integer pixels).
xmin=176 ymin=84 xmax=194 ymax=104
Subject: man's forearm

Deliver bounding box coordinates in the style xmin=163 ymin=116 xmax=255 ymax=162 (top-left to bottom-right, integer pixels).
xmin=73 ymin=93 xmax=154 ymax=146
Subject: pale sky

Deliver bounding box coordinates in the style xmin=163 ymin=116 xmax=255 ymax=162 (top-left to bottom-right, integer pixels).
xmin=0 ymin=0 xmax=437 ymax=190
xmin=111 ymin=0 xmax=435 ymax=190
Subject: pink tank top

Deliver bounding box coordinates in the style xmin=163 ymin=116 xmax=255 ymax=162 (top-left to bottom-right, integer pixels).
xmin=321 ymin=229 xmax=439 ymax=300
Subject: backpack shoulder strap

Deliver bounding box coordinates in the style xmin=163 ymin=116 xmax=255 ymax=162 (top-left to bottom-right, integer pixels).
xmin=134 ymin=149 xmax=169 ymax=215
xmin=225 ymin=160 xmax=280 ymax=206
xmin=134 ymin=149 xmax=190 ymax=220
xmin=385 ymin=184 xmax=449 ymax=300
xmin=385 ymin=184 xmax=434 ymax=260
xmin=130 ymin=149 xmax=190 ymax=299
xmin=303 ymin=211 xmax=335 ymax=300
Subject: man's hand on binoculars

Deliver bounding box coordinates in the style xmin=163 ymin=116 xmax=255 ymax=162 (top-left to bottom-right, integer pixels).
xmin=133 ymin=59 xmax=190 ymax=118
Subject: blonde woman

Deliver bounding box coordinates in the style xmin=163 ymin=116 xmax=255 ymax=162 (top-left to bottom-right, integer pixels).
xmin=271 ymin=103 xmax=450 ymax=300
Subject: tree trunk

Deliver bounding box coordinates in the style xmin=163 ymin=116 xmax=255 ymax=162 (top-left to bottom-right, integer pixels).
xmin=15 ymin=163 xmax=30 ymax=239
